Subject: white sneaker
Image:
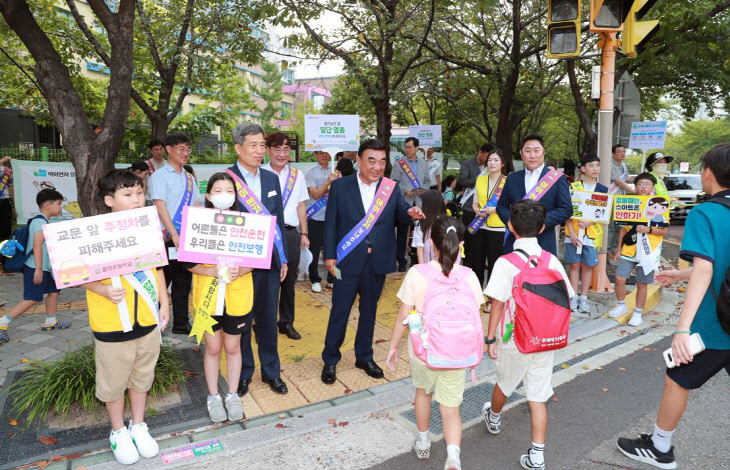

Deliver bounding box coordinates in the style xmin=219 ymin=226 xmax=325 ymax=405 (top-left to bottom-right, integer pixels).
xmin=225 ymin=392 xmax=245 ymax=421
xmin=608 ymin=303 xmax=628 ymax=318
xmin=413 ymin=435 xmax=431 ymax=459
xmin=444 ymin=455 xmax=462 ymax=469
xmin=570 ymin=295 xmax=579 ymax=312
xmin=110 ymin=427 xmax=139 ymax=465
xmin=128 ymin=421 xmax=159 ymax=459
xmin=578 ymin=297 xmax=590 ymax=313
xmin=628 ymin=312 xmax=643 ymax=327
xmin=311 ymin=282 xmax=322 ymax=293
xmin=482 ymin=401 xmax=501 ymax=434
xmin=207 ymin=394 xmax=227 ymax=423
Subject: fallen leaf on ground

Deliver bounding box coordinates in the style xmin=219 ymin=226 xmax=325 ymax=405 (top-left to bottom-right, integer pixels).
xmin=551 ymin=397 xmax=559 ymax=402
xmin=374 ymin=339 xmax=386 ymax=344
xmin=595 ymin=366 xmax=603 ymax=370
xmin=643 ymin=348 xmax=656 ymax=351
xmin=677 ymin=287 xmax=686 ymax=292
xmin=561 ymin=364 xmax=569 ymax=369
xmin=38 ymin=437 xmax=57 ymax=445
xmin=274 ymin=423 xmax=288 ymax=429
xmin=338 ymin=421 xmax=349 ymax=427
xmin=192 ymin=347 xmax=200 ymax=352
xmin=618 ymin=367 xmax=627 ymax=371
xmin=278 ymin=413 xmax=287 ymax=419
xmin=344 ymin=389 xmax=352 ymax=394
xmin=20 ymin=359 xmax=29 ymax=363
xmin=328 ymin=418 xmax=336 ymax=426
xmin=601 ymin=388 xmax=610 ymax=393
xmin=9 ymin=419 xmax=18 ymax=426
xmin=172 ymin=386 xmax=179 ymax=392
xmin=581 ymin=365 xmax=590 ymax=370
xmin=184 ymin=371 xmax=198 ymax=376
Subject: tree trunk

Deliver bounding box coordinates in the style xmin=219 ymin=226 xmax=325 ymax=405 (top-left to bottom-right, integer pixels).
xmin=151 ymin=113 xmax=168 ymax=143
xmin=0 ymin=0 xmax=135 ymax=216
xmin=567 ymin=60 xmax=597 ymax=155
xmin=374 ymin=97 xmax=393 ymax=177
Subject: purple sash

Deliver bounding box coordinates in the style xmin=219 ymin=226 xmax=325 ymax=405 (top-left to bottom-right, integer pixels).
xmin=395 ymin=158 xmax=421 ymax=190
xmin=281 ymin=167 xmax=298 ymax=208
xmin=0 ymin=167 xmax=11 ymax=196
xmin=225 ymin=169 xmax=287 ymax=264
xmin=336 ymin=177 xmax=396 ymax=263
xmin=504 ymin=169 xmax=563 ymax=242
xmin=467 ymin=175 xmax=506 ymax=234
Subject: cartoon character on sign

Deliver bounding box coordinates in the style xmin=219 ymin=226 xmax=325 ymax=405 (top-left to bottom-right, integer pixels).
xmin=59 ymin=259 xmax=90 ymax=285
xmin=643 ymin=197 xmax=669 ymax=225
xmin=63 ymin=201 xmax=83 ymax=218
xmin=33 ymin=181 xmax=56 ymax=191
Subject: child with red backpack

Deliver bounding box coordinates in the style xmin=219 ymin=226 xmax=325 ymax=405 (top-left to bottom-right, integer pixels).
xmin=387 ymin=216 xmax=485 ymax=470
xmin=482 ymin=200 xmax=574 ymax=470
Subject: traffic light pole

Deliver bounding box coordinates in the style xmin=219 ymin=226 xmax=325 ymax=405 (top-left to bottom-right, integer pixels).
xmin=593 ymin=31 xmax=620 ymax=294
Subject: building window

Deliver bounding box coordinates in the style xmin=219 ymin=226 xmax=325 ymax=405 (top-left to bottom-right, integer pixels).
xmin=281 ymin=102 xmax=293 ymax=118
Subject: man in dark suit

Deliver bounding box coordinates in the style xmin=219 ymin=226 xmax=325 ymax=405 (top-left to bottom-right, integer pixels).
xmin=321 ymin=139 xmax=424 ymax=384
xmin=228 ymin=123 xmax=289 ymax=396
xmin=496 ymin=134 xmax=573 ymax=255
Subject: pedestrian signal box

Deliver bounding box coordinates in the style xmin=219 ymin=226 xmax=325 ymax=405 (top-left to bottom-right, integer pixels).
xmin=547 ymin=0 xmax=582 ymax=59
xmin=589 ymin=0 xmax=632 ymax=32
xmin=622 ymin=0 xmax=659 ymax=58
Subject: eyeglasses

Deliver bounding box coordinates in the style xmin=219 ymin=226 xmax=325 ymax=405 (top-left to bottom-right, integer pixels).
xmin=172 ymin=145 xmax=192 ymax=154
xmin=636 ymin=182 xmax=653 ymax=188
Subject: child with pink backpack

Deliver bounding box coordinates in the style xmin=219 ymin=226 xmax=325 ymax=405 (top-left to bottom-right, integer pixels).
xmin=387 ymin=216 xmax=485 ymax=470
xmin=482 ymin=200 xmax=574 ymax=470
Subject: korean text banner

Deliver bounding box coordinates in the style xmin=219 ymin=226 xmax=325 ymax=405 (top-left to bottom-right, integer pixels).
xmin=613 ymin=194 xmax=670 ymax=226
xmin=43 ymin=206 xmax=167 ymax=289
xmin=177 ymin=206 xmax=276 ymax=269
xmin=408 ymin=125 xmax=442 ymax=147
xmin=304 ymin=114 xmax=360 ymax=151
xmin=570 ymin=190 xmax=614 ymax=223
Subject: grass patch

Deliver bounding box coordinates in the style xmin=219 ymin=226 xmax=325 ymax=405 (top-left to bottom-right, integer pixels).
xmin=5 ymin=343 xmax=186 ymax=426
xmin=290 ymin=354 xmax=307 ymax=363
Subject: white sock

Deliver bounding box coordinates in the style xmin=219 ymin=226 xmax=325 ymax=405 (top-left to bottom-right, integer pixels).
xmin=530 ymin=442 xmax=545 ymax=465
xmin=489 ymin=409 xmax=501 ymax=423
xmin=418 ymin=429 xmax=429 ymax=444
xmin=129 ymin=421 xmax=146 ymax=431
xmin=617 ymin=300 xmax=625 ymax=306
xmin=0 ymin=315 xmax=12 ymax=327
xmin=634 ymin=308 xmax=643 ymax=315
xmin=44 ymin=315 xmax=57 ymax=326
xmin=579 ymin=295 xmax=587 ymax=301
xmin=651 ymin=424 xmax=674 ymax=453
xmin=446 ymin=444 xmax=460 ymax=460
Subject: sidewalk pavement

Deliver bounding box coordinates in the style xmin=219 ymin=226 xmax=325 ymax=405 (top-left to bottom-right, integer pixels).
xmin=0 ymin=260 xmax=679 ymax=469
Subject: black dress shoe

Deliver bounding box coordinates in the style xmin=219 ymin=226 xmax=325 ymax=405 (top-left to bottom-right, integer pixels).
xmin=398 ymin=263 xmax=407 ymax=273
xmin=355 ymin=360 xmax=384 ymax=379
xmin=278 ymin=324 xmax=302 ymax=340
xmin=171 ymin=323 xmax=192 ymax=335
xmin=321 ymin=364 xmax=337 ymax=384
xmin=262 ymin=377 xmax=288 ymax=394
xmin=237 ymin=377 xmax=252 ymax=397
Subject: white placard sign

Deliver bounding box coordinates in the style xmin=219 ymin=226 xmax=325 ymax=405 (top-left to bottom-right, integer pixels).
xmin=628 ymin=120 xmax=668 ymax=150
xmin=408 ymin=125 xmax=442 ymax=147
xmin=570 ymin=190 xmax=614 ymax=223
xmin=42 ymin=206 xmax=167 ymax=289
xmin=304 ymin=114 xmax=360 ymax=152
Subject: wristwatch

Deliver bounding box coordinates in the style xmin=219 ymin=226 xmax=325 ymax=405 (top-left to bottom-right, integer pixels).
xmin=485 ymin=336 xmax=497 ymax=345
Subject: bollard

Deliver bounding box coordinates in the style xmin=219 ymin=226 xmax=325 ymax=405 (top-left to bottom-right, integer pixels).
xmin=41 ymin=146 xmax=49 ymax=162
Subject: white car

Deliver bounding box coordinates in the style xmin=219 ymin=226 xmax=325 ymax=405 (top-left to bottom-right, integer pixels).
xmin=667 ymin=174 xmax=702 ymax=221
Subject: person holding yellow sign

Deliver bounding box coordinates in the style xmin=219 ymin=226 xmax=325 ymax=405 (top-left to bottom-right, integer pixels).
xmin=610 ymin=173 xmax=668 ymax=327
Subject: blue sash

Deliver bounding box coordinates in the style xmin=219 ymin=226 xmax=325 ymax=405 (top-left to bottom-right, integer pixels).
xmin=467 ymin=175 xmax=506 ymax=234
xmin=306 ymin=195 xmax=328 ymax=219
xmin=395 ymin=157 xmax=421 ymax=189
xmin=0 ymin=167 xmax=11 ymax=196
xmin=225 ymin=169 xmax=288 ymax=264
xmin=336 ymin=178 xmax=396 ymax=263
xmin=170 ymin=171 xmax=194 ymax=234
xmin=281 ymin=167 xmax=298 ymax=209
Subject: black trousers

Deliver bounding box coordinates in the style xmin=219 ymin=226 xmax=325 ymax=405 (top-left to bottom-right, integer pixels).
xmin=308 ymin=219 xmax=333 ymax=284
xmin=461 ymin=210 xmax=476 ymax=269
xmin=163 ymin=239 xmax=192 ymax=327
xmin=470 ymin=228 xmax=489 ymax=288
xmin=241 ymin=265 xmax=281 ymax=380
xmin=278 ymin=227 xmax=300 ymax=326
xmin=484 ymin=229 xmax=505 ymax=287
xmin=396 ymin=220 xmax=413 ymax=266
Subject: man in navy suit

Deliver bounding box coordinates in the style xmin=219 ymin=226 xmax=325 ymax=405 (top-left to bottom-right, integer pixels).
xmin=321 ymin=139 xmax=424 ymax=384
xmin=496 ymin=134 xmax=573 ymax=255
xmin=228 ymin=123 xmax=289 ymax=396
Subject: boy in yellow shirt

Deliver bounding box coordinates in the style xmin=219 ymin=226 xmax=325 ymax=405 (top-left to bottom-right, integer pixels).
xmin=610 ymin=172 xmax=667 ymax=326
xmin=83 ymin=169 xmax=169 ymax=465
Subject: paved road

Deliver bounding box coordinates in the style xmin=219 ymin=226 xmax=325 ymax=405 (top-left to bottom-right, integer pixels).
xmin=369 ymin=335 xmax=729 ymax=470
xmin=663 ymin=222 xmax=685 ymax=268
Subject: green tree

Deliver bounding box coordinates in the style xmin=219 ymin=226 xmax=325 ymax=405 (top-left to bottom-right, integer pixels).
xmin=253 ymin=61 xmax=284 ymax=129
xmin=664 ymin=118 xmax=730 ymax=172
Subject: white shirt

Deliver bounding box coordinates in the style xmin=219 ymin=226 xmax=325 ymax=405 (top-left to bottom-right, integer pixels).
xmin=427 ymin=158 xmax=443 ymax=183
xmin=262 ymin=163 xmax=309 ymax=226
xmin=237 ymin=161 xmax=262 ymax=202
xmin=357 ymin=172 xmax=378 ymax=212
xmin=524 ymin=164 xmax=546 ymax=194
xmin=484 ymin=237 xmax=575 ymax=303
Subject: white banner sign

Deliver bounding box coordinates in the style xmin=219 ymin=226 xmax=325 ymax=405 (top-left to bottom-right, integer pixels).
xmin=570 ymin=190 xmax=614 ymax=223
xmin=628 ymin=120 xmax=668 ymax=150
xmin=10 ymin=160 xmax=316 ymax=224
xmin=408 ymin=125 xmax=442 ymax=147
xmin=42 ymin=206 xmax=167 ymax=289
xmin=304 ymin=114 xmax=360 ymax=151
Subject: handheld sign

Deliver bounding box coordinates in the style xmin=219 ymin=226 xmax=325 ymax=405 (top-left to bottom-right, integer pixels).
xmin=408 ymin=125 xmax=442 ymax=148
xmin=612 ymin=194 xmax=670 ymax=227
xmin=42 ymin=206 xmax=167 ymax=289
xmin=305 ymin=114 xmax=360 ymax=173
xmin=177 ymin=206 xmax=277 ymax=269
xmin=569 ymin=190 xmax=613 ymax=254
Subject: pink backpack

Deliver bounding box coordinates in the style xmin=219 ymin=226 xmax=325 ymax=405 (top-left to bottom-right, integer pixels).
xmin=411 ymin=264 xmax=484 ymax=374
xmin=502 ymin=249 xmax=571 ymax=354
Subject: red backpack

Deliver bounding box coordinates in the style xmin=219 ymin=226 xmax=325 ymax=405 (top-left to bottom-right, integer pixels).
xmin=502 ymin=249 xmax=571 ymax=354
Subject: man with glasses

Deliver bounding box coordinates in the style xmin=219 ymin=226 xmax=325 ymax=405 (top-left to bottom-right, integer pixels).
xmin=149 ymin=133 xmax=201 ymax=334
xmin=262 ymin=132 xmax=310 ymax=340
xmin=391 ymin=137 xmax=430 ymax=271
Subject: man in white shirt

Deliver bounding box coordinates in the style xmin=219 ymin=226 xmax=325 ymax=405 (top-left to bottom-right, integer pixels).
xmin=426 ymin=147 xmax=443 ymax=191
xmin=262 ymin=132 xmax=310 ymax=340
xmin=305 ymin=151 xmax=339 ymax=292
